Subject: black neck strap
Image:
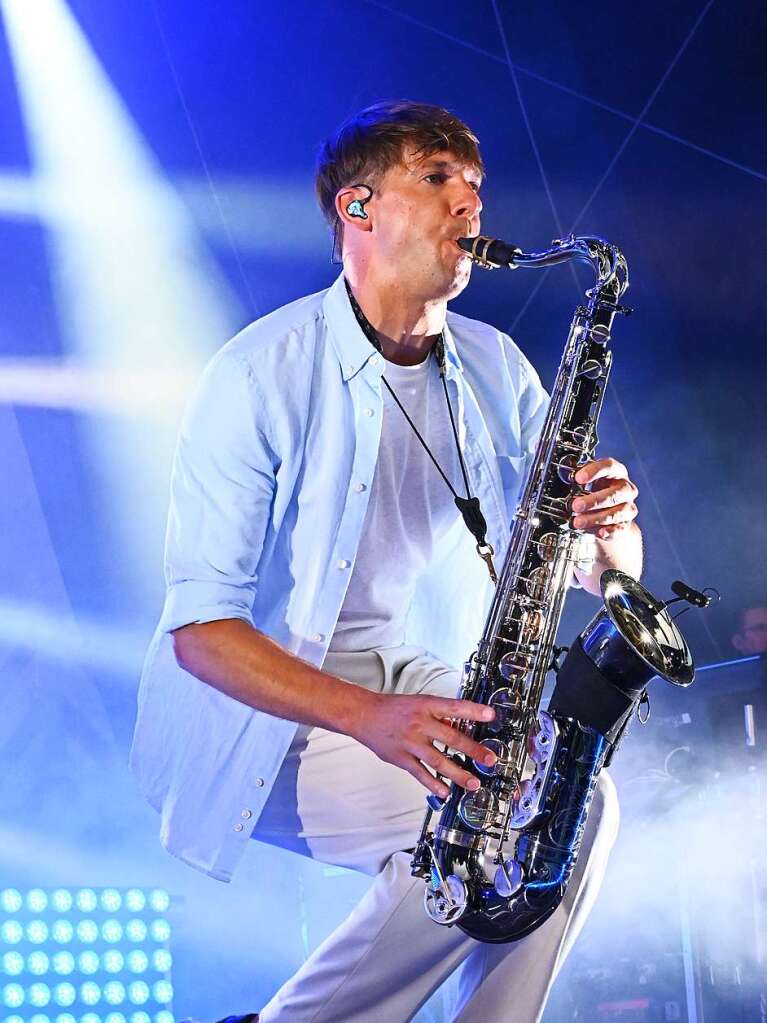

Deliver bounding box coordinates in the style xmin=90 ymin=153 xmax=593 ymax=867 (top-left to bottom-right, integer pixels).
xmin=344 ymin=279 xmax=497 ymax=583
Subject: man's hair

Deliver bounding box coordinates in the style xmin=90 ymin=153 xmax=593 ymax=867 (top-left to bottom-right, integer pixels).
xmin=315 ymin=100 xmax=484 ymax=234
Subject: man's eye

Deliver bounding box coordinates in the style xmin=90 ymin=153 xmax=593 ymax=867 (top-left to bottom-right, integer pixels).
xmin=424 ymin=173 xmax=445 ymax=184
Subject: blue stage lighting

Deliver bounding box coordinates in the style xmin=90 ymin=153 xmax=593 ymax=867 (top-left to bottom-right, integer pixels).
xmin=126 ymin=982 xmax=148 ymax=1006
xmin=129 ymin=1012 xmax=150 ymax=1023
xmin=103 ymin=982 xmax=126 ymax=1006
xmin=150 ymin=950 xmax=171 ymax=973
xmin=5 ymin=1015 xmax=24 ymax=1023
xmin=148 ymin=922 xmax=170 ymax=944
xmin=154 ymin=1011 xmax=173 ymax=1023
xmin=123 ymin=892 xmax=145 ymax=913
xmin=51 ymin=982 xmax=76 ymax=1007
xmin=51 ymin=921 xmax=74 ymax=944
xmin=100 ymin=891 xmax=122 ymax=913
xmin=125 ymin=951 xmax=147 ymax=975
xmin=79 ymin=981 xmax=101 ymax=1006
xmin=27 ymin=952 xmax=50 ymax=975
xmin=75 ymin=891 xmax=98 ymax=914
xmin=2 ymin=983 xmax=25 ymax=1008
xmin=147 ymin=893 xmax=169 ymax=914
xmin=76 ymin=921 xmax=98 ymax=944
xmin=81 ymin=1013 xmax=102 ymax=1023
xmin=77 ymin=951 xmax=100 ymax=976
xmin=55 ymin=1013 xmax=76 ymax=1023
xmin=50 ymin=891 xmax=73 ymax=914
xmin=29 ymin=1014 xmax=51 ymax=1023
xmin=28 ymin=983 xmax=52 ymax=1007
xmin=27 ymin=921 xmax=49 ymax=944
xmin=0 ymin=891 xmax=22 ymax=914
xmin=2 ymin=951 xmax=24 ymax=975
xmin=102 ymin=951 xmax=124 ymax=975
xmin=102 ymin=921 xmax=123 ymax=944
xmin=105 ymin=1014 xmax=127 ymax=1023
xmin=26 ymin=891 xmax=48 ymax=913
xmin=1 ymin=922 xmax=23 ymax=945
xmin=51 ymin=951 xmax=75 ymax=975
xmin=124 ymin=922 xmax=147 ymax=944
xmin=151 ymin=982 xmax=172 ymax=1006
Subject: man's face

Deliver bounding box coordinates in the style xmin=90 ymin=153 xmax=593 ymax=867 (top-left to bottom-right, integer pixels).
xmin=368 ymin=146 xmax=483 ymax=302
xmin=733 ymin=607 xmax=767 ymax=655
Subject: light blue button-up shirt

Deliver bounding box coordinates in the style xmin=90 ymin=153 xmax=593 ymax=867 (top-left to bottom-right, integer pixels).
xmin=130 ymin=273 xmax=548 ymax=881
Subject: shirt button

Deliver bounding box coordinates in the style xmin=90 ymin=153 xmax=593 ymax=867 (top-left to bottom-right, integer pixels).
xmin=347 ymin=364 xmax=355 ymax=375
xmin=353 ymin=483 xmax=367 ymax=493
xmin=338 ymin=559 xmax=351 ymax=569
xmin=234 ymin=823 xmax=244 ymax=833
xmin=364 ymin=408 xmax=374 ymax=417
xmin=241 ymin=809 xmax=252 ymax=819
xmin=370 ymin=354 xmax=381 ymax=366
xmin=254 ymin=777 xmax=265 ymax=788
xmin=312 ymin=633 xmax=325 ymax=643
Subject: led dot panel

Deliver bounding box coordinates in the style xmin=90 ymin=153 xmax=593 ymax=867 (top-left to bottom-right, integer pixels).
xmin=0 ymin=889 xmax=174 ymax=1023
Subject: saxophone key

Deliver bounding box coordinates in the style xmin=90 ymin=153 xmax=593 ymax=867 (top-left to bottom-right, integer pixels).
xmin=494 ymin=858 xmax=523 ymax=898
xmin=527 ymin=711 xmax=558 ymax=764
xmin=509 ymin=779 xmax=538 ymax=828
xmin=536 ymin=532 xmax=559 ymax=562
xmin=498 ymin=651 xmax=532 ymax=681
xmin=556 ymin=453 xmax=581 ymax=484
xmin=458 ymin=786 xmax=498 ymax=831
xmin=486 ymin=687 xmax=523 ymax=733
xmin=424 ymin=873 xmax=468 ymax=925
xmin=526 ymin=565 xmax=550 ymax=601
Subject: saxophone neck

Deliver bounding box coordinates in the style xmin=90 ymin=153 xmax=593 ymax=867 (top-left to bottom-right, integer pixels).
xmin=459 ymin=233 xmax=630 ymax=304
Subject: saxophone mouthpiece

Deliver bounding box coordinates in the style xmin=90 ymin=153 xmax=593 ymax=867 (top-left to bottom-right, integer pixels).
xmin=458 ymin=236 xmax=521 ymax=270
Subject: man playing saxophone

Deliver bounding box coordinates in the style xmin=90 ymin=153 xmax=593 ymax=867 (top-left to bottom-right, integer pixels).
xmin=132 ymin=101 xmax=642 ymax=1022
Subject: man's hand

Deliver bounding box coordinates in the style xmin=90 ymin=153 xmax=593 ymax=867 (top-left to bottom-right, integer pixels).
xmin=570 ymin=457 xmax=643 ymax=594
xmin=351 ymin=693 xmax=497 ymax=799
xmin=570 ymin=457 xmax=638 ymax=539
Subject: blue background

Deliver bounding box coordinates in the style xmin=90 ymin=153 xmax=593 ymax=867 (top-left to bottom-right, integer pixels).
xmin=1 ymin=1 xmax=764 ymax=1019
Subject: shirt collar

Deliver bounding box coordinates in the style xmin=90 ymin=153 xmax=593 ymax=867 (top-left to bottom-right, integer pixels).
xmin=322 ymin=272 xmax=464 ymax=382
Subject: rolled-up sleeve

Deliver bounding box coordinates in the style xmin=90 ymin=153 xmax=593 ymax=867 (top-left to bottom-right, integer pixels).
xmin=158 ymin=351 xmax=278 ymax=634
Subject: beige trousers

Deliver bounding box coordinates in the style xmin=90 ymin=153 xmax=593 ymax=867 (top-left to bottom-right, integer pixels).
xmin=253 ymin=646 xmax=620 ymax=1023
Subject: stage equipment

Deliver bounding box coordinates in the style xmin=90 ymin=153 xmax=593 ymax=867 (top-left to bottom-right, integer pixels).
xmin=411 ymin=234 xmax=705 ymax=943
xmin=0 ymin=887 xmax=174 ymax=1023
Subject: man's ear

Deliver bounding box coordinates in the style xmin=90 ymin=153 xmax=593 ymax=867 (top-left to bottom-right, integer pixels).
xmin=336 ymin=184 xmax=374 ymax=234
xmin=732 ymin=631 xmax=746 ymax=654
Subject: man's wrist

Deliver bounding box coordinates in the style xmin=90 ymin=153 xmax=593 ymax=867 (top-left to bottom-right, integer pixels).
xmin=575 ymin=522 xmax=643 ymax=595
xmin=325 ymin=678 xmax=380 ymax=742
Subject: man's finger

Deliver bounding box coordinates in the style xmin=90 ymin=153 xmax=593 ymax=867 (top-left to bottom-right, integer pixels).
xmin=431 ymin=721 xmax=497 ymax=768
xmin=574 ymin=457 xmax=629 ymax=486
xmin=573 ymin=502 xmax=638 ymax=532
xmin=430 ymin=698 xmax=496 ymax=723
xmin=408 ymin=757 xmax=450 ymax=799
xmin=421 ymin=746 xmax=480 ymax=792
xmin=572 ymin=481 xmax=637 ymax=515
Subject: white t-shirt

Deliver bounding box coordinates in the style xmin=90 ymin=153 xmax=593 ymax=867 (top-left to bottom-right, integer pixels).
xmin=329 ymin=353 xmax=463 ymax=652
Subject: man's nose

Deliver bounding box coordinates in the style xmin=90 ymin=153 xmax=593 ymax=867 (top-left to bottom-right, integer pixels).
xmin=452 ymin=185 xmax=482 ymax=222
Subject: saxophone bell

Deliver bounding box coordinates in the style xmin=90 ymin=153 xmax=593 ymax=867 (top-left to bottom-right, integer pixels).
xmin=549 ymin=570 xmax=694 ymax=745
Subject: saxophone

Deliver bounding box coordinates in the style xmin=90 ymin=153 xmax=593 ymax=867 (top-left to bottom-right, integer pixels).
xmin=411 ymin=233 xmax=704 ymax=943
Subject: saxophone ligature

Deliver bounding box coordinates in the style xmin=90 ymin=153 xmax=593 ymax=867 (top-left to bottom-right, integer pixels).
xmin=411 ymin=233 xmax=709 ymax=943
